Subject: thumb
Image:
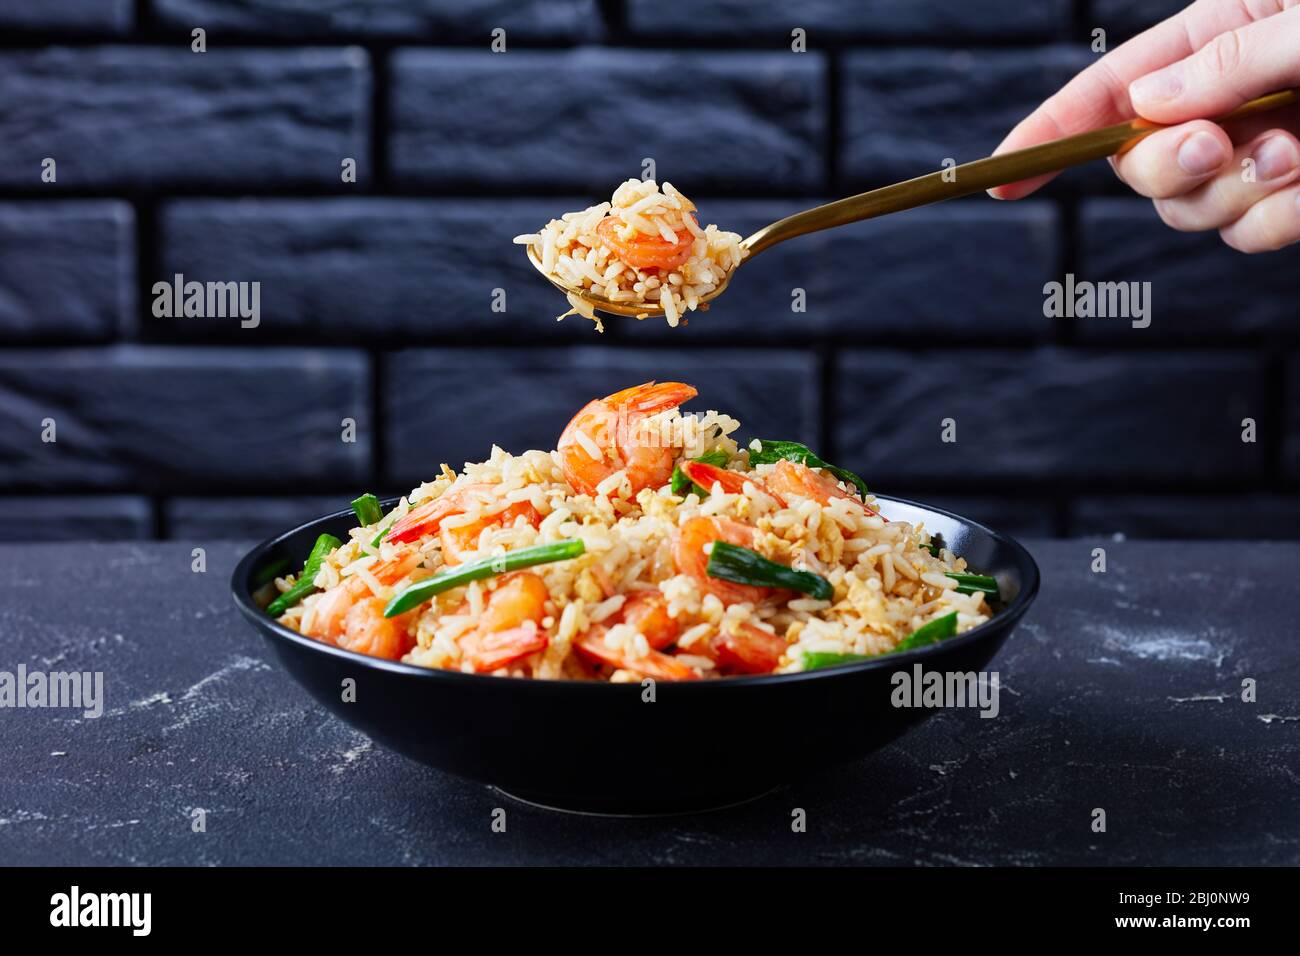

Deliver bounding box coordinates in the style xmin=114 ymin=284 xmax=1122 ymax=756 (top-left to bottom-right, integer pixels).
xmin=1128 ymin=5 xmax=1300 ymax=125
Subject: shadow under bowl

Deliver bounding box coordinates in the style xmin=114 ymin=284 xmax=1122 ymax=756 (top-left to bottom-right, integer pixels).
xmin=232 ymin=495 xmax=1040 ymax=814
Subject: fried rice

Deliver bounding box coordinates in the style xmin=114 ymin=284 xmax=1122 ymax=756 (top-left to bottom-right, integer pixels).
xmin=270 ymin=384 xmax=993 ymax=681
xmin=513 ymin=179 xmax=746 ymax=330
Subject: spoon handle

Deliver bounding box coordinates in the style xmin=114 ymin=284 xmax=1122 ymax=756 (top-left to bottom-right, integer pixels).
xmin=742 ymin=87 xmax=1300 ymax=257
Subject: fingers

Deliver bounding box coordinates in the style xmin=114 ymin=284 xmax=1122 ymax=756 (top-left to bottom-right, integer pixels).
xmin=986 ymin=0 xmax=1268 ymax=200
xmin=1112 ymin=120 xmax=1233 ymax=199
xmin=1129 ymin=5 xmax=1300 ymax=125
xmin=987 ymin=6 xmax=1206 ymax=199
xmin=1154 ymin=129 xmax=1300 ymax=232
xmin=1216 ymin=100 xmax=1300 ymax=149
xmin=1219 ymin=182 xmax=1300 ymax=253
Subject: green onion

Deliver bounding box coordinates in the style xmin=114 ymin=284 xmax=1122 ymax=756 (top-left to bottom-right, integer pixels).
xmin=802 ymin=610 xmax=962 ymax=668
xmin=251 ymin=556 xmax=290 ymax=590
xmin=370 ymin=517 xmax=394 ymax=548
xmin=922 ymin=542 xmax=942 ymax=558
xmin=671 ymin=449 xmax=729 ymax=498
xmin=266 ymin=533 xmax=343 ymax=617
xmin=747 ymin=439 xmax=868 ymax=499
xmin=351 ymin=493 xmax=383 ymax=527
xmin=350 ymin=493 xmax=391 ymax=547
xmin=384 ymin=539 xmax=585 ymax=618
xmin=802 ymin=651 xmax=871 ymax=671
xmin=944 ymin=572 xmax=999 ymax=598
xmin=892 ymin=611 xmax=958 ymax=654
xmin=705 ymin=541 xmax=833 ymax=601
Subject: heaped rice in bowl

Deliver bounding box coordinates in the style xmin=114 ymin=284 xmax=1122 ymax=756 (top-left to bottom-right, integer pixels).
xmin=266 ymin=383 xmax=998 ymax=681
xmin=513 ymin=179 xmax=746 ymax=330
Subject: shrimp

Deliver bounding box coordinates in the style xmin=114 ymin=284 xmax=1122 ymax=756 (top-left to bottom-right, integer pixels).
xmin=438 ymin=500 xmax=543 ymax=566
xmin=764 ymin=459 xmax=880 ymax=516
xmin=458 ymin=572 xmax=550 ymax=673
xmin=710 ymin=622 xmax=787 ymax=675
xmin=619 ymin=590 xmax=680 ymax=650
xmin=684 ymin=458 xmax=877 ymax=518
xmin=558 ymin=381 xmax=698 ymax=497
xmin=464 ymin=626 xmax=549 ymax=674
xmin=596 ymin=214 xmax=696 ymax=272
xmin=673 ymin=515 xmax=775 ymax=606
xmin=386 ymin=483 xmax=542 ymax=565
xmin=679 ymin=460 xmax=784 ymax=504
xmin=387 ymin=484 xmax=509 ymax=543
xmin=338 ymin=597 xmax=418 ymax=661
xmin=303 ymin=550 xmax=422 ymax=644
xmin=575 ymin=633 xmax=698 ymax=681
xmin=574 ymin=589 xmax=693 ymax=680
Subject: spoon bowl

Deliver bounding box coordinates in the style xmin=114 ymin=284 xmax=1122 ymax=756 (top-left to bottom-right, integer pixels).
xmin=525 ymin=244 xmax=734 ymax=319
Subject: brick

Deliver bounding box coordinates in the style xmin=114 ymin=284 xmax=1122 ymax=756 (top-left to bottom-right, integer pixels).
xmin=1287 ymin=356 xmax=1300 ymax=479
xmin=1088 ymin=0 xmax=1187 ymax=40
xmin=1070 ymin=496 xmax=1300 ymax=540
xmin=158 ymin=198 xmax=593 ymax=340
xmin=916 ymin=495 xmax=1056 ymax=540
xmin=832 ymin=350 xmax=1266 ymax=483
xmin=0 ymin=496 xmax=151 ymax=542
xmin=154 ymin=0 xmax=602 ymax=39
xmin=627 ymin=0 xmax=1070 ymax=40
xmin=841 ymin=47 xmax=1095 ymax=189
xmin=389 ymin=50 xmax=825 ymax=192
xmin=617 ymin=199 xmax=1059 ymax=343
xmin=383 ymin=348 xmax=819 ymax=484
xmin=1077 ymin=199 xmax=1300 ymax=340
xmin=0 ymin=348 xmax=370 ymax=490
xmin=0 ymin=48 xmax=369 ymax=189
xmin=0 ymin=0 xmax=132 ymax=32
xmin=0 ymin=202 xmax=135 ymax=342
xmin=164 ymin=496 xmax=352 ymax=540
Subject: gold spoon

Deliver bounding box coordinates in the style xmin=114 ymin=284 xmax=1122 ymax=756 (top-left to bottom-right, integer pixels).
xmin=527 ymin=88 xmax=1300 ymax=319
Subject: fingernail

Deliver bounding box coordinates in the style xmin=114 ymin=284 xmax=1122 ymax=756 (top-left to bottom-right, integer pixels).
xmin=1178 ymin=131 xmax=1228 ymax=176
xmin=1252 ymin=136 xmax=1300 ymax=181
xmin=1131 ymin=68 xmax=1183 ymax=105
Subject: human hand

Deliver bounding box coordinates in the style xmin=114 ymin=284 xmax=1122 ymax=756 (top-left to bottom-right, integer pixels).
xmin=991 ymin=0 xmax=1300 ymax=253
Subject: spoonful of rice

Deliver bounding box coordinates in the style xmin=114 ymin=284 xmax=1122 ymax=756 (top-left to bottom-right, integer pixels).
xmin=516 ymin=88 xmax=1300 ymax=330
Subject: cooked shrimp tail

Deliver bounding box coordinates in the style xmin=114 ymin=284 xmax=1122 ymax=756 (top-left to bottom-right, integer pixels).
xmin=601 ymin=380 xmax=698 ymax=414
xmin=558 ymin=381 xmax=698 ymax=498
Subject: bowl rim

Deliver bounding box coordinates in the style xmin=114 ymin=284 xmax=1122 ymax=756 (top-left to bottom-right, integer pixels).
xmin=231 ymin=493 xmax=1040 ymax=692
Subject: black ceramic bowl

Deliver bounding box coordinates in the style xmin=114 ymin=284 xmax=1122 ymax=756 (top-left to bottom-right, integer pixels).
xmin=232 ymin=495 xmax=1039 ymax=814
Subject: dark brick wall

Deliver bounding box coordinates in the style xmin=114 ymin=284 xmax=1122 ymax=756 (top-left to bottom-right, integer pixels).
xmin=1 ymin=1 xmax=1297 ymax=542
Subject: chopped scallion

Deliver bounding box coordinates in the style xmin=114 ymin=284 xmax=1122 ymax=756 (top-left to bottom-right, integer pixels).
xmin=892 ymin=611 xmax=959 ymax=653
xmin=801 ymin=651 xmax=871 ymax=671
xmin=266 ymin=533 xmax=343 ymax=617
xmin=351 ymin=493 xmax=383 ymax=527
xmin=944 ymin=572 xmax=999 ymax=598
xmin=384 ymin=539 xmax=586 ymax=618
xmin=705 ymin=541 xmax=833 ymax=601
